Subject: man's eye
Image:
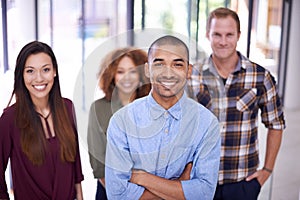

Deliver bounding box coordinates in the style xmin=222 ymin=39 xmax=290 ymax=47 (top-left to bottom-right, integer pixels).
xmin=227 ymin=33 xmax=235 ymax=38
xmin=174 ymin=63 xmax=184 ymax=68
xmin=153 ymin=63 xmax=164 ymax=67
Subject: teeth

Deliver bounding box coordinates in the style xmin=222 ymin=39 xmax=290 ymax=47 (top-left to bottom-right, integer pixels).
xmin=120 ymin=82 xmax=136 ymax=88
xmin=161 ymin=81 xmax=176 ymax=86
xmin=34 ymin=85 xmax=46 ymax=90
xmin=122 ymin=83 xmax=132 ymax=87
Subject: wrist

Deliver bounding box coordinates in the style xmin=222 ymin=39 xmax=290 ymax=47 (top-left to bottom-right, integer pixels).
xmin=131 ymin=170 xmax=146 ymax=185
xmin=262 ymin=166 xmax=273 ymax=174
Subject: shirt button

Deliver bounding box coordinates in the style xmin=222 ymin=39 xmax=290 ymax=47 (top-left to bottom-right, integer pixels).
xmin=165 ymin=129 xmax=169 ymax=134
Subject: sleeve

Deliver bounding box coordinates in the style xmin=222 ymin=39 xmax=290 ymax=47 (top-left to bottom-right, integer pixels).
xmin=105 ymin=114 xmax=144 ymax=200
xmin=0 ymin=110 xmax=12 ymax=199
xmin=74 ymin=131 xmax=84 ymax=184
xmin=259 ymin=71 xmax=286 ymax=130
xmin=87 ymin=102 xmax=106 ymax=178
xmin=67 ymin=99 xmax=84 ymax=183
xmin=181 ymin=115 xmax=221 ymax=200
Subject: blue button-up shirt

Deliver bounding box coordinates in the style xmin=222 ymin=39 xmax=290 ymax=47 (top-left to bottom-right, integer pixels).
xmin=105 ymin=92 xmax=221 ymax=200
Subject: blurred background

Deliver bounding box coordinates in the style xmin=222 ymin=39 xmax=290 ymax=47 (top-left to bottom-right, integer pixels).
xmin=0 ymin=0 xmax=299 ymax=199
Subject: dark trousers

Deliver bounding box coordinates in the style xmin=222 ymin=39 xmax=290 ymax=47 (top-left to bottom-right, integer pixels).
xmin=95 ymin=180 xmax=107 ymax=200
xmin=214 ymin=179 xmax=261 ymax=200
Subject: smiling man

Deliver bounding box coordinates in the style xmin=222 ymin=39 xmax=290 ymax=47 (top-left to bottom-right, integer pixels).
xmin=194 ymin=7 xmax=286 ymax=200
xmin=105 ymin=35 xmax=221 ymax=200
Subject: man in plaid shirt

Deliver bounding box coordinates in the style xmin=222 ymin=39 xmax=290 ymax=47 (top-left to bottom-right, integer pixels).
xmin=193 ymin=7 xmax=286 ymax=200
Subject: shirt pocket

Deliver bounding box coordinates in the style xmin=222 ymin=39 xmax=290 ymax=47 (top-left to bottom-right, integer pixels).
xmin=236 ymin=88 xmax=257 ymax=112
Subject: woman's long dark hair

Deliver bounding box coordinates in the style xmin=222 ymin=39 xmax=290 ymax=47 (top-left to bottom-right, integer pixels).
xmin=8 ymin=41 xmax=76 ymax=165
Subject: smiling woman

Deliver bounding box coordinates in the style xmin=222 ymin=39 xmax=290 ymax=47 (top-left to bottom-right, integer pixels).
xmin=87 ymin=47 xmax=151 ymax=200
xmin=23 ymin=53 xmax=56 ymax=108
xmin=0 ymin=41 xmax=84 ymax=200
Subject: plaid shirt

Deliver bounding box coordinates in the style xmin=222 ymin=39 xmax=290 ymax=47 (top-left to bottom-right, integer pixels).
xmin=192 ymin=52 xmax=286 ymax=184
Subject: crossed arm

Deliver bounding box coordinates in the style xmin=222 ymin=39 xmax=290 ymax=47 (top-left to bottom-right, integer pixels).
xmin=105 ymin=111 xmax=221 ymax=200
xmin=130 ymin=163 xmax=192 ymax=200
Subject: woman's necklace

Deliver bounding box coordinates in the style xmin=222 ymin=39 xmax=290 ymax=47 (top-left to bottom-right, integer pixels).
xmin=37 ymin=112 xmax=53 ymax=138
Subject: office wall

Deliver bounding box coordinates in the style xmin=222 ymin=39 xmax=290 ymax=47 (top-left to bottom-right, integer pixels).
xmin=284 ymin=0 xmax=300 ymax=110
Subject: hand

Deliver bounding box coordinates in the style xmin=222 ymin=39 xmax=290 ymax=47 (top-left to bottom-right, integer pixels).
xmin=99 ymin=178 xmax=105 ymax=187
xmin=179 ymin=162 xmax=193 ymax=181
xmin=130 ymin=170 xmax=163 ymax=200
xmin=130 ymin=169 xmax=146 ymax=185
xmin=246 ymin=169 xmax=271 ymax=186
xmin=75 ymin=183 xmax=83 ymax=200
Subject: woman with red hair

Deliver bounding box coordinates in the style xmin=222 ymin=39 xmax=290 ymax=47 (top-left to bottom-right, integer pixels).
xmin=87 ymin=47 xmax=150 ymax=200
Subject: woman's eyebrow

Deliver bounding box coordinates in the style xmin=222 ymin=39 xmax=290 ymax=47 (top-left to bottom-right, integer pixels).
xmin=25 ymin=63 xmax=50 ymax=68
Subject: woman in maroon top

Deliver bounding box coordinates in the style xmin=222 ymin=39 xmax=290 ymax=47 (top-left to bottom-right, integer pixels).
xmin=0 ymin=41 xmax=84 ymax=199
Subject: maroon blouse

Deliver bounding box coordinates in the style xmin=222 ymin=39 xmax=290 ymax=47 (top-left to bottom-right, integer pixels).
xmin=0 ymin=98 xmax=84 ymax=200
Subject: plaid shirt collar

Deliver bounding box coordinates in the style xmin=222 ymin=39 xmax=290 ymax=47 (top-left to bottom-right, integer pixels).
xmin=202 ymin=51 xmax=252 ymax=77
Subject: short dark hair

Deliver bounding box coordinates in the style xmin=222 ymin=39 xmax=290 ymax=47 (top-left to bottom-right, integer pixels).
xmin=206 ymin=7 xmax=240 ymax=33
xmin=148 ymin=35 xmax=189 ymax=63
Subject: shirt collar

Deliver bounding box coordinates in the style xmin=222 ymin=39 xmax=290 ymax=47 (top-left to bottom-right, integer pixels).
xmin=205 ymin=51 xmax=244 ymax=74
xmin=147 ymin=92 xmax=185 ymax=120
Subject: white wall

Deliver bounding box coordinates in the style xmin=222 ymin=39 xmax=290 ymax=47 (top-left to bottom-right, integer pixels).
xmin=284 ymin=0 xmax=300 ymax=110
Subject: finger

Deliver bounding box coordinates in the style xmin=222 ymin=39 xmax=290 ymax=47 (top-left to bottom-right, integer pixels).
xmin=185 ymin=162 xmax=193 ymax=171
xmin=246 ymin=172 xmax=257 ymax=181
xmin=246 ymin=175 xmax=254 ymax=181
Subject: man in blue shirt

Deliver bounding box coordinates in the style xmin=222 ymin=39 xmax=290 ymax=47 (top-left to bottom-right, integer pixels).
xmin=105 ymin=35 xmax=221 ymax=199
